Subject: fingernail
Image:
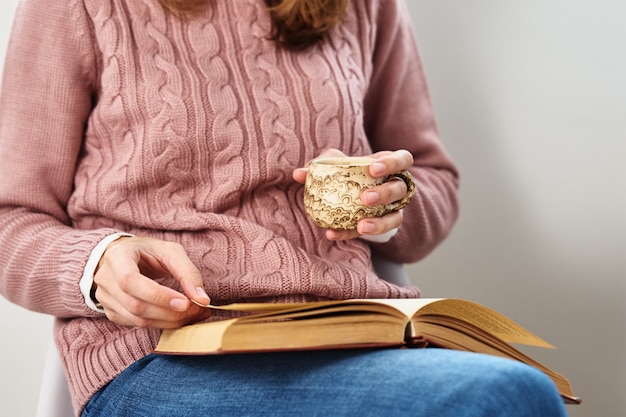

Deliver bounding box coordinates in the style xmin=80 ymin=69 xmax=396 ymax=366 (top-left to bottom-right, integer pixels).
xmin=170 ymin=298 xmax=188 ymax=311
xmin=359 ymin=221 xmax=376 ymax=234
xmin=196 ymin=287 xmax=211 ymax=304
xmin=371 ymin=162 xmax=386 ymax=176
xmin=361 ymin=191 xmax=379 ymax=205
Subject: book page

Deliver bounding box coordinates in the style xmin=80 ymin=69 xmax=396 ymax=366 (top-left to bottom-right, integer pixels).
xmin=417 ymin=299 xmax=555 ymax=348
xmin=156 ymin=318 xmax=236 ymax=354
xmin=204 ymin=298 xmax=554 ymax=348
xmin=358 ymin=298 xmax=443 ymax=318
xmin=208 ymin=298 xmax=442 ymax=318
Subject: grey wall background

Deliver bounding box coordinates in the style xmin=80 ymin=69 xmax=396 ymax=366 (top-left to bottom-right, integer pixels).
xmin=1 ymin=1 xmax=623 ymax=416
xmin=406 ymin=2 xmax=625 ymax=417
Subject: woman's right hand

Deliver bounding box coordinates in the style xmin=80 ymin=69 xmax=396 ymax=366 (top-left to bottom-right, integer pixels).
xmin=93 ymin=236 xmax=212 ymax=329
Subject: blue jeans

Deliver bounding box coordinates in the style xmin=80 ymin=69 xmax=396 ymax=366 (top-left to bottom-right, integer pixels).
xmin=82 ymin=348 xmax=568 ymax=417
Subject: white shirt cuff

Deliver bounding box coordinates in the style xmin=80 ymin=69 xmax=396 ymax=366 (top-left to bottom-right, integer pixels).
xmin=359 ymin=227 xmax=398 ymax=243
xmin=80 ymin=233 xmax=134 ymax=313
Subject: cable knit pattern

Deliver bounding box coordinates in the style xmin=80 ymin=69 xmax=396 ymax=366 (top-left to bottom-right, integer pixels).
xmin=0 ymin=0 xmax=459 ymax=414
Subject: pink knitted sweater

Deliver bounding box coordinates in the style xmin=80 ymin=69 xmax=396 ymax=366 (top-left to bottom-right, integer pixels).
xmin=0 ymin=0 xmax=458 ymax=414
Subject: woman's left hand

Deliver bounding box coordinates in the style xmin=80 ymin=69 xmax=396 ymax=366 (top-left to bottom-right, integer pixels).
xmin=292 ymin=148 xmax=414 ymax=241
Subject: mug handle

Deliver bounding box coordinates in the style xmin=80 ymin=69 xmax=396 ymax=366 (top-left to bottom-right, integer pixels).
xmin=384 ymin=170 xmax=415 ymax=212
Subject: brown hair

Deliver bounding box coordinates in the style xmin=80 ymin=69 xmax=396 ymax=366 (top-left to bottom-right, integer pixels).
xmin=158 ymin=0 xmax=349 ymax=50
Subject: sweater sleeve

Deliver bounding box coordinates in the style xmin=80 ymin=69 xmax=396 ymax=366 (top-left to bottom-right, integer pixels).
xmin=363 ymin=0 xmax=460 ymax=264
xmin=0 ymin=0 xmax=117 ymax=317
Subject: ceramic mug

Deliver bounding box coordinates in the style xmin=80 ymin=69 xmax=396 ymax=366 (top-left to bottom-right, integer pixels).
xmin=303 ymin=156 xmax=415 ymax=230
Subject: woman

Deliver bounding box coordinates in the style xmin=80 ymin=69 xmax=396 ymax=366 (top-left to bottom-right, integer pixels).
xmin=0 ymin=0 xmax=567 ymax=416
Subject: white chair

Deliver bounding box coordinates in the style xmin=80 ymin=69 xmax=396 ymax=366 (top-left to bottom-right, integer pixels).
xmin=36 ymin=258 xmax=409 ymax=417
xmin=36 ymin=340 xmax=74 ymax=417
xmin=371 ymin=254 xmax=410 ymax=286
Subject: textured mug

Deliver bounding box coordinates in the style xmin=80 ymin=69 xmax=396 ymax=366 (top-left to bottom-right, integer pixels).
xmin=304 ymin=156 xmax=415 ymax=230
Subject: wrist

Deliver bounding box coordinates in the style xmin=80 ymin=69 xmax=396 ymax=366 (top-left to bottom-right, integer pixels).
xmin=80 ymin=232 xmax=134 ymax=313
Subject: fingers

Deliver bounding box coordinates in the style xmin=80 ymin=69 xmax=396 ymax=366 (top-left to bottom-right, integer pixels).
xmin=295 ymin=149 xmax=413 ymax=184
xmin=326 ymin=210 xmax=403 ymax=241
xmin=292 ymin=167 xmax=307 ymax=184
xmin=368 ymin=149 xmax=413 ymax=178
xmin=360 ymin=177 xmax=408 ymax=206
xmin=149 ymin=240 xmax=212 ymax=307
xmin=356 ymin=210 xmax=403 ymax=236
xmin=325 ymin=228 xmax=360 ymax=241
xmin=94 ymin=236 xmax=212 ymax=329
xmin=95 ymin=279 xmax=210 ymax=329
xmin=360 ymin=148 xmax=413 ymax=216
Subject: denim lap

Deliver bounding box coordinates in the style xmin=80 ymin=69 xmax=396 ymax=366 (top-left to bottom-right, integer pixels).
xmin=82 ymin=348 xmax=568 ymax=417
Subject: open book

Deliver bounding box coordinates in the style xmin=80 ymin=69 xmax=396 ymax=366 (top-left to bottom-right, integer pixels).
xmin=154 ymin=298 xmax=580 ymax=404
